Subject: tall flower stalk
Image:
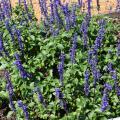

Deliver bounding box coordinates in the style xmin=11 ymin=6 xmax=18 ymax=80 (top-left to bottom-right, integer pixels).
xmin=5 ymin=19 xmax=15 ymax=43
xmin=14 ymin=53 xmax=31 ymax=79
xmin=101 ymin=83 xmax=112 ymax=112
xmin=61 ymin=3 xmax=70 ymax=31
xmin=117 ymin=39 xmax=120 ymax=56
xmin=53 ymin=0 xmax=63 ymax=29
xmin=107 ymin=63 xmax=120 ymax=97
xmin=33 ymin=87 xmax=46 ymax=107
xmin=71 ymin=4 xmax=77 ymax=27
xmin=23 ymin=0 xmax=31 ymax=20
xmin=14 ymin=26 xmax=24 ymax=52
xmin=55 ymin=88 xmax=67 ymax=111
xmin=80 ymin=14 xmax=90 ymax=48
xmin=5 ymin=71 xmax=15 ymax=111
xmin=38 ymin=0 xmax=48 ymax=19
xmin=87 ymin=0 xmax=92 ymax=16
xmin=18 ymin=100 xmax=29 ymax=120
xmin=94 ymin=19 xmax=106 ymax=52
xmin=84 ymin=69 xmax=90 ymax=96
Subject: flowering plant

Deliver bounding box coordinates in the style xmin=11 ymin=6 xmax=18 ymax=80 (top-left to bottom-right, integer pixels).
xmin=0 ymin=0 xmax=120 ymax=120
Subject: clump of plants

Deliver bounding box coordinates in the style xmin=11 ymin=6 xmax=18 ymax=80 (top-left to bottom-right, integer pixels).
xmin=0 ymin=0 xmax=120 ymax=120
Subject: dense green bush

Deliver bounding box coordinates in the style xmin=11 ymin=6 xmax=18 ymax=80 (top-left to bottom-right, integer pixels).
xmin=0 ymin=2 xmax=120 ymax=120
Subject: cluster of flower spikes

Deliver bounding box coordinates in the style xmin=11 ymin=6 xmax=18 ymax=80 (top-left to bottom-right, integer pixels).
xmin=41 ymin=0 xmax=82 ymax=36
xmin=5 ymin=71 xmax=15 ymax=111
xmin=101 ymin=83 xmax=112 ymax=112
xmin=87 ymin=19 xmax=106 ymax=88
xmin=107 ymin=63 xmax=120 ymax=97
xmin=14 ymin=53 xmax=31 ymax=79
xmin=18 ymin=100 xmax=29 ymax=120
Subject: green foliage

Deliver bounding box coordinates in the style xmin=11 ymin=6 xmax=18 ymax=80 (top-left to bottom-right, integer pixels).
xmin=0 ymin=4 xmax=120 ymax=120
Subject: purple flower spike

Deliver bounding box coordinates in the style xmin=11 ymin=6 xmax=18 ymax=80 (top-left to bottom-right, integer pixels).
xmin=87 ymin=0 xmax=92 ymax=17
xmin=104 ymin=83 xmax=112 ymax=91
xmin=0 ymin=34 xmax=4 ymax=52
xmin=94 ymin=19 xmax=106 ymax=51
xmin=61 ymin=3 xmax=70 ymax=31
xmin=58 ymin=53 xmax=65 ymax=86
xmin=5 ymin=20 xmax=14 ymax=42
xmin=14 ymin=53 xmax=31 ymax=79
xmin=38 ymin=0 xmax=48 ymax=19
xmin=80 ymin=14 xmax=90 ymax=48
xmin=117 ymin=40 xmax=120 ymax=56
xmin=84 ymin=69 xmax=90 ymax=96
xmin=71 ymin=4 xmax=77 ymax=27
xmin=5 ymin=71 xmax=15 ymax=111
xmin=70 ymin=33 xmax=78 ymax=64
xmin=101 ymin=83 xmax=112 ymax=112
xmin=101 ymin=91 xmax=109 ymax=112
xmin=14 ymin=26 xmax=24 ymax=52
xmin=18 ymin=100 xmax=29 ymax=120
xmin=55 ymin=88 xmax=64 ymax=99
xmin=78 ymin=0 xmax=82 ymax=7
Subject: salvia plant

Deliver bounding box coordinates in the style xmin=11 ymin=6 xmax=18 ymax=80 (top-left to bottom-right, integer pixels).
xmin=0 ymin=0 xmax=120 ymax=120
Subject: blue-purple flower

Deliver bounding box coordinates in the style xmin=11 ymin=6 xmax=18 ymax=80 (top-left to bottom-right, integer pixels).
xmin=101 ymin=83 xmax=112 ymax=112
xmin=116 ymin=0 xmax=120 ymax=12
xmin=5 ymin=71 xmax=15 ymax=111
xmin=23 ymin=0 xmax=31 ymax=20
xmin=71 ymin=4 xmax=77 ymax=27
xmin=2 ymin=0 xmax=11 ymax=18
xmin=0 ymin=34 xmax=4 ymax=52
xmin=55 ymin=88 xmax=67 ymax=111
xmin=55 ymin=88 xmax=64 ymax=99
xmin=38 ymin=0 xmax=48 ymax=19
xmin=61 ymin=3 xmax=70 ymax=31
xmin=78 ymin=0 xmax=82 ymax=7
xmin=80 ymin=14 xmax=90 ymax=48
xmin=70 ymin=33 xmax=78 ymax=63
xmin=14 ymin=53 xmax=31 ymax=79
xmin=49 ymin=1 xmax=54 ymax=24
xmin=53 ymin=0 xmax=63 ymax=28
xmin=117 ymin=40 xmax=120 ymax=56
xmin=5 ymin=19 xmax=15 ymax=42
xmin=94 ymin=19 xmax=106 ymax=51
xmin=14 ymin=26 xmax=24 ymax=52
xmin=101 ymin=90 xmax=109 ymax=112
xmin=18 ymin=100 xmax=29 ymax=120
xmin=58 ymin=53 xmax=65 ymax=86
xmin=84 ymin=69 xmax=90 ymax=96
xmin=87 ymin=0 xmax=92 ymax=16
xmin=33 ymin=87 xmax=46 ymax=107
